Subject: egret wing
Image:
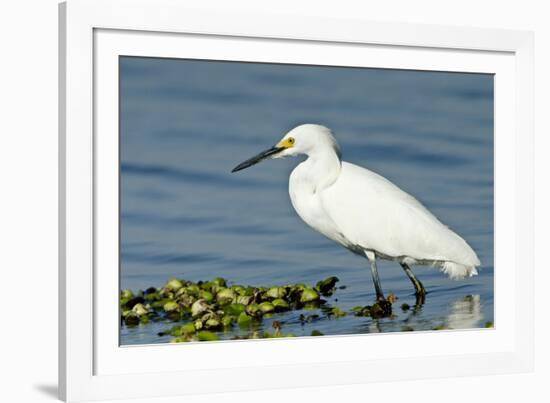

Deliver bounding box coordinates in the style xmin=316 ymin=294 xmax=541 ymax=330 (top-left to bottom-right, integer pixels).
xmin=321 ymin=162 xmax=479 ymax=267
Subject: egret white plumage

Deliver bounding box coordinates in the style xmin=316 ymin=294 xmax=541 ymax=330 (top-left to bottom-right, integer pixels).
xmin=232 ymin=124 xmax=480 ymax=312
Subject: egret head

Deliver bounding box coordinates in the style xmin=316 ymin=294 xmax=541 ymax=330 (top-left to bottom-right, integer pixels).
xmin=231 ymin=124 xmax=341 ymax=172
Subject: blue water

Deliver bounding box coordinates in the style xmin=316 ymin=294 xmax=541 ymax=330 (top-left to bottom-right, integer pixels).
xmin=119 ymin=57 xmax=494 ymax=345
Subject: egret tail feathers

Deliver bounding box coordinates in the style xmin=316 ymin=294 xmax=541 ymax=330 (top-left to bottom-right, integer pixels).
xmin=440 ymin=261 xmax=479 ymax=280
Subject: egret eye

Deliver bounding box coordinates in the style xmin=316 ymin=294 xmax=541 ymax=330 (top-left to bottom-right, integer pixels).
xmin=288 ymin=137 xmax=295 ymax=144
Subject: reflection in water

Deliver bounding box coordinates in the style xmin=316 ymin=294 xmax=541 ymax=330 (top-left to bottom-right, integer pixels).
xmin=365 ymin=294 xmax=486 ymax=334
xmin=368 ymin=321 xmax=382 ymax=334
xmin=446 ymin=295 xmax=483 ymax=330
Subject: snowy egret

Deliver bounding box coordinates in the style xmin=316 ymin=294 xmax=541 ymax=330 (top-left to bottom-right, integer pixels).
xmin=232 ymin=124 xmax=480 ymax=312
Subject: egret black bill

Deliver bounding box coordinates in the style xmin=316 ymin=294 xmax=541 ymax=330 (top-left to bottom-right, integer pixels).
xmin=231 ymin=146 xmax=283 ymax=172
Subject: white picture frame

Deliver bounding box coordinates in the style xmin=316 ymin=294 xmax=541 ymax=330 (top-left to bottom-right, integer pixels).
xmin=59 ymin=0 xmax=534 ymax=401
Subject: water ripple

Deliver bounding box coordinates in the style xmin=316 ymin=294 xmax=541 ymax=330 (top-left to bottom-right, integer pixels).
xmin=121 ymin=162 xmax=271 ymax=189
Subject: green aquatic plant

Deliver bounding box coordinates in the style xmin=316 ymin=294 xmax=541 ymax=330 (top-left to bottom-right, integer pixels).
xmin=272 ymin=298 xmax=290 ymax=312
xmin=122 ymin=276 xmax=350 ymax=342
xmin=163 ymin=301 xmax=179 ymax=313
xmin=165 ymin=278 xmax=184 ymax=292
xmin=190 ymin=299 xmax=209 ymax=317
xmin=132 ymin=303 xmax=149 ymax=317
xmin=266 ymin=286 xmax=287 ymax=299
xmin=216 ymin=288 xmax=236 ymax=305
xmin=300 ymin=287 xmax=320 ymax=303
xmin=258 ymin=301 xmax=275 ymax=314
xmin=237 ymin=312 xmax=252 ymax=328
xmin=316 ymin=276 xmax=339 ymax=296
xmin=329 ymin=307 xmax=347 ymax=318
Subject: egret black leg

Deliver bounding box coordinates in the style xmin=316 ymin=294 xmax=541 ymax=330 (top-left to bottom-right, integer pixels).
xmin=367 ymin=254 xmax=385 ymax=301
xmin=400 ymin=263 xmax=426 ymax=304
xmin=365 ymin=252 xmax=392 ymax=316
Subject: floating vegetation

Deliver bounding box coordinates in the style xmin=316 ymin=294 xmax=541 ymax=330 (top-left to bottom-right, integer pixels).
xmin=386 ymin=293 xmax=398 ymax=304
xmin=121 ymin=276 xmax=480 ymax=343
xmin=327 ymin=306 xmax=347 ymax=318
xmin=316 ymin=276 xmax=339 ymax=296
xmin=299 ymin=287 xmax=320 ymax=303
xmin=121 ymin=276 xmax=355 ymax=342
xmin=351 ymin=300 xmax=394 ymax=319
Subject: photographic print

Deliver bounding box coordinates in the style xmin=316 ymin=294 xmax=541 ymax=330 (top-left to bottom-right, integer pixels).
xmin=119 ymin=57 xmax=494 ymax=345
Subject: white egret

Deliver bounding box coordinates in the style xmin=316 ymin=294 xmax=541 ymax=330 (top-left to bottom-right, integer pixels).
xmin=232 ymin=124 xmax=480 ymax=313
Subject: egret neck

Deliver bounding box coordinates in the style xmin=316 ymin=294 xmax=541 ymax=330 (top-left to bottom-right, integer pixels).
xmin=288 ymin=142 xmax=346 ymax=249
xmin=294 ymin=144 xmax=342 ymax=194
